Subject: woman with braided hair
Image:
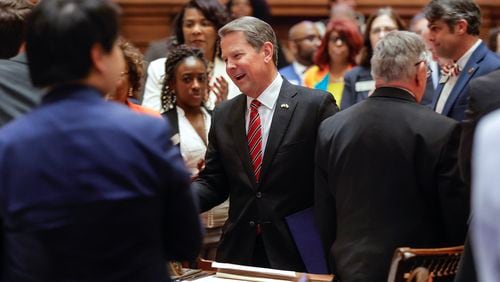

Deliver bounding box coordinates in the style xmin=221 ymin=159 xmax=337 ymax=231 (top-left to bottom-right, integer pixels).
xmin=162 ymin=45 xmax=228 ymax=236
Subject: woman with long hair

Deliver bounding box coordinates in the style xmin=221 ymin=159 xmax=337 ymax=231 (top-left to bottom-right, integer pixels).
xmin=142 ymin=0 xmax=239 ymax=112
xmin=303 ymin=19 xmax=363 ymax=108
xmin=341 ymin=7 xmax=406 ymax=110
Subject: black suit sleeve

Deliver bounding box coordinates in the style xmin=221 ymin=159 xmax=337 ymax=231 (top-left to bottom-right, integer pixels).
xmin=458 ymin=84 xmax=478 ymax=186
xmin=317 ymin=90 xmax=339 ymax=122
xmin=437 ymin=123 xmax=469 ymax=245
xmin=160 ymin=126 xmax=203 ymax=261
xmin=192 ymin=109 xmax=230 ymax=212
xmin=314 ymin=120 xmax=336 ymax=273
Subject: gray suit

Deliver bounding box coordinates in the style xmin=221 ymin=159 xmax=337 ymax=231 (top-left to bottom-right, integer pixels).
xmin=0 ymin=53 xmax=42 ymax=126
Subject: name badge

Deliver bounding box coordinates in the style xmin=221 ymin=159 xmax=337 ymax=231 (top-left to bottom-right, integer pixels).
xmin=355 ymin=80 xmax=375 ymax=92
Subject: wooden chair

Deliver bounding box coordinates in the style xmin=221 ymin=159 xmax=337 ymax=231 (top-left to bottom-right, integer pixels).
xmin=387 ymin=246 xmax=464 ymax=282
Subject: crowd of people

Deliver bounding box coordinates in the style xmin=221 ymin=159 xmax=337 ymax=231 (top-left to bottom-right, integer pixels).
xmin=1 ymin=0 xmax=500 ymax=281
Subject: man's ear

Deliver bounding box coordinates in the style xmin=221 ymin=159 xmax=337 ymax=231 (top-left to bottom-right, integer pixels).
xmin=262 ymin=41 xmax=274 ymax=64
xmin=454 ymin=19 xmax=468 ymax=35
xmin=90 ymin=43 xmax=106 ymax=74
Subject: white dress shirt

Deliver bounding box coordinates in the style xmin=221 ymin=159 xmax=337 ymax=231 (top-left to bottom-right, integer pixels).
xmin=245 ymin=74 xmax=283 ymax=157
xmin=177 ymin=106 xmax=211 ymax=176
xmin=435 ymin=39 xmax=482 ymax=114
xmin=142 ymin=57 xmax=240 ymax=112
xmin=472 ymin=108 xmax=500 ymax=282
xmin=292 ymin=61 xmax=308 ymax=86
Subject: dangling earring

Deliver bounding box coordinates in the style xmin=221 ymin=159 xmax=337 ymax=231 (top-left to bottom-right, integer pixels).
xmin=161 ymin=86 xmax=176 ymax=111
xmin=128 ymin=88 xmax=134 ymax=97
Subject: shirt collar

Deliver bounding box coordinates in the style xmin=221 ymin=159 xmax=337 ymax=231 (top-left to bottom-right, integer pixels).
xmin=247 ymin=73 xmax=283 ymax=111
xmin=456 ymin=39 xmax=482 ymax=70
xmin=292 ymin=61 xmax=308 ymax=75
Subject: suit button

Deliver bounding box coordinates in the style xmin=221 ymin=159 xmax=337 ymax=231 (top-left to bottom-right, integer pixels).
xmin=256 ymin=192 xmax=262 ymax=199
xmin=249 ymin=221 xmax=256 ymax=227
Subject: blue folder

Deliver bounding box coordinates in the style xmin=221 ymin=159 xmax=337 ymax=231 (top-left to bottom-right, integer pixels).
xmin=285 ymin=207 xmax=329 ymax=274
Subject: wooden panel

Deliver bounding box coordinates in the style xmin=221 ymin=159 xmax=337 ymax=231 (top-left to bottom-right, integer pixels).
xmin=115 ymin=0 xmax=500 ymax=52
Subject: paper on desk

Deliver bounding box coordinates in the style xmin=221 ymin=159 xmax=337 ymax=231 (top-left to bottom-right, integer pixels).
xmin=212 ymin=262 xmax=296 ymax=278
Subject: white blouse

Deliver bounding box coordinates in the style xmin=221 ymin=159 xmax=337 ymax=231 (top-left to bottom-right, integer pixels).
xmin=176 ymin=106 xmax=211 ymax=176
xmin=142 ymin=57 xmax=240 ymax=112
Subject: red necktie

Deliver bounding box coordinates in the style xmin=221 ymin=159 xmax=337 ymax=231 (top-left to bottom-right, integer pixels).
xmin=247 ymin=100 xmax=263 ymax=182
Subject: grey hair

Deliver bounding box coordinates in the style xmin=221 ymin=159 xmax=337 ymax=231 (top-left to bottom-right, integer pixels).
xmin=218 ymin=16 xmax=278 ymax=66
xmin=371 ymin=31 xmax=427 ymax=83
xmin=424 ymin=0 xmax=481 ymax=36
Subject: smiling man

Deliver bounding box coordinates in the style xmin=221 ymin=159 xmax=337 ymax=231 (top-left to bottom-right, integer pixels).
xmin=424 ymin=0 xmax=500 ymax=121
xmin=193 ymin=16 xmax=337 ymax=271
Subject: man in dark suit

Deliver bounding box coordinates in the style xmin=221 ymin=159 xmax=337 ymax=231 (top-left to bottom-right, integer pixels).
xmin=193 ymin=16 xmax=338 ymax=271
xmin=0 ymin=0 xmax=41 ymax=126
xmin=454 ymin=69 xmax=500 ymax=282
xmin=0 ymin=1 xmax=202 ymax=281
xmin=315 ymin=31 xmax=468 ymax=281
xmin=424 ymin=0 xmax=500 ymax=121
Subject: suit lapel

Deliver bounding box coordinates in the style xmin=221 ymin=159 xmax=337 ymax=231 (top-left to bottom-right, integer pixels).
xmin=260 ymin=81 xmax=298 ymax=183
xmin=441 ymin=43 xmax=487 ymax=115
xmin=229 ymin=96 xmax=256 ymax=187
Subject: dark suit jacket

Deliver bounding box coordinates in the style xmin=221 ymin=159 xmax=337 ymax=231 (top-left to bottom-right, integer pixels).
xmin=0 ymin=53 xmax=42 ymax=126
xmin=454 ymin=70 xmax=500 ymax=282
xmin=341 ymin=66 xmax=436 ymax=110
xmin=459 ymin=69 xmax=500 ymax=184
xmin=315 ymin=87 xmax=469 ymax=282
xmin=0 ymin=85 xmax=202 ymax=282
xmin=193 ymin=80 xmax=338 ymax=271
xmin=432 ymin=42 xmax=500 ymax=121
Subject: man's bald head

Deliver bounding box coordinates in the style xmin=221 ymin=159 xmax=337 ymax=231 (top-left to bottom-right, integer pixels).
xmin=288 ymin=21 xmax=321 ymax=66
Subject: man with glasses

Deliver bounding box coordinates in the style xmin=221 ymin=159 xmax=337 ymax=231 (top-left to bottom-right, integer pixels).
xmin=315 ymin=31 xmax=468 ymax=281
xmin=279 ymin=21 xmax=321 ymax=86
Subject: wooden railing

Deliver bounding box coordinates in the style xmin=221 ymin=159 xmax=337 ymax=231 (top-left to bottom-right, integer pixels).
xmin=114 ymin=0 xmax=500 ymax=51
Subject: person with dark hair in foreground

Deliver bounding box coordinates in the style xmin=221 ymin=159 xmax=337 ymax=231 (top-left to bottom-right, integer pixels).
xmin=315 ymin=31 xmax=468 ymax=281
xmin=0 ymin=0 xmax=41 ymax=126
xmin=0 ymin=1 xmax=202 ymax=281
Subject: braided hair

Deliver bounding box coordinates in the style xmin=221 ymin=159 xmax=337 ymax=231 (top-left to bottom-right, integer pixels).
xmin=160 ymin=45 xmax=208 ymax=112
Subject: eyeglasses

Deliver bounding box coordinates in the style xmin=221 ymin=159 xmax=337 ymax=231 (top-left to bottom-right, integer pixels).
xmin=293 ymin=35 xmax=321 ymax=43
xmin=329 ymin=37 xmax=346 ymax=47
xmin=414 ymin=60 xmax=432 ymax=78
xmin=370 ymin=26 xmax=397 ymax=35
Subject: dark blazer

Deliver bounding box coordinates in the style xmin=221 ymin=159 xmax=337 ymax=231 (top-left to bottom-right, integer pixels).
xmin=193 ymin=79 xmax=338 ymax=271
xmin=454 ymin=70 xmax=500 ymax=282
xmin=340 ymin=66 xmax=373 ymax=110
xmin=432 ymin=42 xmax=500 ymax=121
xmin=0 ymin=85 xmax=202 ymax=282
xmin=315 ymin=87 xmax=469 ymax=281
xmin=341 ymin=65 xmax=436 ymax=110
xmin=0 ymin=53 xmax=43 ymax=126
xmin=459 ymin=69 xmax=500 ymax=184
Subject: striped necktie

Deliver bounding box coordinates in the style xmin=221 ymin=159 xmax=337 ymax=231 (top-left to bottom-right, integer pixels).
xmin=247 ymin=100 xmax=263 ymax=182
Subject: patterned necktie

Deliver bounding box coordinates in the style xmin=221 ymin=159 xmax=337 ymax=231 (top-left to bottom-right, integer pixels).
xmin=441 ymin=63 xmax=461 ymax=77
xmin=247 ymin=100 xmax=263 ymax=182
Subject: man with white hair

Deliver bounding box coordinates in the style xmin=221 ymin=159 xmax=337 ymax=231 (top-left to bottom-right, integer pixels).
xmin=315 ymin=31 xmax=468 ymax=281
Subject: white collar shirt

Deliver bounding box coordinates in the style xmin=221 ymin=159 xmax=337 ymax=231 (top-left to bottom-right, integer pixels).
xmin=292 ymin=61 xmax=308 ymax=86
xmin=245 ymin=74 xmax=283 ymax=157
xmin=435 ymin=39 xmax=482 ymax=114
